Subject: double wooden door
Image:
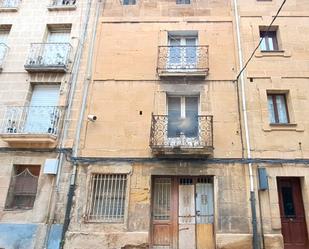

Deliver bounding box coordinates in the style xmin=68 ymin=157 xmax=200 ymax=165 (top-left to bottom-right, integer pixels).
xmin=151 ymin=176 xmax=215 ymax=249
xmin=277 ymin=178 xmax=309 ymax=249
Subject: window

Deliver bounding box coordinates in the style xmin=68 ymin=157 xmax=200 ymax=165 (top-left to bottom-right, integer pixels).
xmin=0 ymin=26 xmax=10 ymax=67
xmin=168 ymin=35 xmax=197 ymax=69
xmin=267 ymin=94 xmax=289 ymax=124
xmin=167 ymin=96 xmax=199 ymax=138
xmin=123 ymin=0 xmax=136 ymax=5
xmin=260 ymin=30 xmax=279 ymax=51
xmin=25 ymin=84 xmax=60 ymax=134
xmin=88 ymin=174 xmax=127 ymax=222
xmin=176 ymin=0 xmax=190 ymax=4
xmin=5 ymin=165 xmax=40 ymax=209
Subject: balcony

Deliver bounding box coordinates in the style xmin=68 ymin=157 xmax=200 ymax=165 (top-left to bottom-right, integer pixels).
xmin=0 ymin=106 xmax=64 ymax=148
xmin=24 ymin=43 xmax=72 ymax=73
xmin=0 ymin=43 xmax=9 ymax=71
xmin=0 ymin=0 xmax=20 ymax=11
xmin=48 ymin=0 xmax=76 ymax=10
xmin=150 ymin=114 xmax=213 ymax=157
xmin=157 ymin=45 xmax=209 ymax=78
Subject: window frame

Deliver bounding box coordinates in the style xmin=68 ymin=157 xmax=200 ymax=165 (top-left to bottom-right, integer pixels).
xmin=5 ymin=165 xmax=40 ymax=210
xmin=176 ymin=0 xmax=191 ymax=4
xmin=87 ymin=173 xmax=128 ymax=223
xmin=122 ymin=0 xmax=136 ymax=5
xmin=267 ymin=93 xmax=290 ymax=124
xmin=260 ymin=30 xmax=279 ymax=51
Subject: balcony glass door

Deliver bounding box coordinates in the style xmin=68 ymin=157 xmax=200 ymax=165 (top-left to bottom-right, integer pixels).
xmin=167 ymin=96 xmax=198 ymax=147
xmin=43 ymin=31 xmax=70 ymax=66
xmin=168 ymin=37 xmax=197 ymax=70
xmin=24 ymin=85 xmax=60 ymax=134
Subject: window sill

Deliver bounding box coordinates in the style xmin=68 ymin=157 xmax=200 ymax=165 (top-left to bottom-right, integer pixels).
xmin=263 ymin=123 xmax=304 ymax=132
xmin=255 ymin=50 xmax=291 ymax=58
xmin=4 ymin=207 xmax=33 ymax=211
xmin=47 ymin=5 xmax=76 ymax=11
xmin=0 ymin=7 xmax=18 ymax=12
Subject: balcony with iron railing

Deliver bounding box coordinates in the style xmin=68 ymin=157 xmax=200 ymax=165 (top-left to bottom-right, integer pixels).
xmin=48 ymin=0 xmax=76 ymax=10
xmin=157 ymin=45 xmax=209 ymax=77
xmin=24 ymin=43 xmax=72 ymax=73
xmin=150 ymin=114 xmax=213 ymax=157
xmin=0 ymin=0 xmax=21 ymax=11
xmin=0 ymin=43 xmax=9 ymax=71
xmin=0 ymin=106 xmax=64 ymax=148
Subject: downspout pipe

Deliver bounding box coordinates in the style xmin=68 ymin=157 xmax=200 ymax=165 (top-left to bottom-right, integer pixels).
xmin=232 ymin=0 xmax=260 ymax=248
xmin=60 ymin=0 xmax=103 ymax=247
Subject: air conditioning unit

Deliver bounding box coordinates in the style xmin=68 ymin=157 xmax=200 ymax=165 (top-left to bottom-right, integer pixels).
xmin=43 ymin=158 xmax=59 ymax=175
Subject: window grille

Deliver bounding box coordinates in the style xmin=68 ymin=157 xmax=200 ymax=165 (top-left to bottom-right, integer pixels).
xmin=153 ymin=178 xmax=171 ymax=220
xmin=88 ymin=174 xmax=127 ymax=222
xmin=5 ymin=165 xmax=40 ymax=209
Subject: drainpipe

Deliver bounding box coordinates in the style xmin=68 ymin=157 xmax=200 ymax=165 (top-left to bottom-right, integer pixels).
xmin=232 ymin=0 xmax=260 ymax=249
xmin=60 ymin=0 xmax=103 ymax=248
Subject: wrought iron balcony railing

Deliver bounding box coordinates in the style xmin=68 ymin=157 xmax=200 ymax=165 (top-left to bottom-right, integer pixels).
xmin=157 ymin=45 xmax=209 ymax=77
xmin=0 ymin=43 xmax=9 ymax=70
xmin=50 ymin=0 xmax=76 ymax=7
xmin=24 ymin=43 xmax=72 ymax=72
xmin=0 ymin=0 xmax=21 ymax=8
xmin=0 ymin=106 xmax=63 ymax=137
xmin=150 ymin=114 xmax=213 ymax=155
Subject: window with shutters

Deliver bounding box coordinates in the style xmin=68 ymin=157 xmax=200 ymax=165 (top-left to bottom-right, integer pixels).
xmin=88 ymin=174 xmax=127 ymax=222
xmin=5 ymin=165 xmax=40 ymax=210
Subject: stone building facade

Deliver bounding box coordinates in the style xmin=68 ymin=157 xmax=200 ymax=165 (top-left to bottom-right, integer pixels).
xmin=0 ymin=0 xmax=308 ymax=249
xmin=0 ymin=0 xmax=97 ymax=248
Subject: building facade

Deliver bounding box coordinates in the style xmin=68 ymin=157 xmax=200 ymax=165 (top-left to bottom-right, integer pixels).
xmin=0 ymin=0 xmax=308 ymax=249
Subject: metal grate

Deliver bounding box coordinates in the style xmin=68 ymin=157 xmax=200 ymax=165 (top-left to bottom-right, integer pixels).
xmin=6 ymin=167 xmax=39 ymax=209
xmin=88 ymin=174 xmax=127 ymax=222
xmin=153 ymin=178 xmax=171 ymax=220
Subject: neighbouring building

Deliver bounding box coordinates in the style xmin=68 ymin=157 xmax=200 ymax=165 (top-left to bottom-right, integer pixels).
xmin=0 ymin=0 xmax=308 ymax=249
xmin=0 ymin=0 xmax=97 ymax=248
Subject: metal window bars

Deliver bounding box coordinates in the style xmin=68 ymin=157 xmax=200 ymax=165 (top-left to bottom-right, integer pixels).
xmin=0 ymin=43 xmax=9 ymax=69
xmin=150 ymin=114 xmax=213 ymax=149
xmin=25 ymin=43 xmax=72 ymax=70
xmin=0 ymin=0 xmax=20 ymax=8
xmin=88 ymin=174 xmax=127 ymax=222
xmin=6 ymin=168 xmax=39 ymax=209
xmin=0 ymin=106 xmax=63 ymax=136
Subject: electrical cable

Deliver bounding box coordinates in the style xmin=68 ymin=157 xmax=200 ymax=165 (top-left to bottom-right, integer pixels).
xmin=236 ymin=0 xmax=287 ymax=80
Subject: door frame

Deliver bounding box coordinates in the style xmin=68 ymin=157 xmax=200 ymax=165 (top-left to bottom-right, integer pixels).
xmin=149 ymin=175 xmax=216 ymax=249
xmin=277 ymin=177 xmax=309 ymax=249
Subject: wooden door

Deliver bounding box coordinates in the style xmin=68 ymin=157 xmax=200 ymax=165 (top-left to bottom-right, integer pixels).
xmin=277 ymin=178 xmax=309 ymax=249
xmin=196 ymin=178 xmax=215 ymax=249
xmin=151 ymin=176 xmax=214 ymax=249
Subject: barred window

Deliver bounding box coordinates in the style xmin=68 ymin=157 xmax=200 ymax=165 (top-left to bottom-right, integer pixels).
xmin=5 ymin=165 xmax=40 ymax=210
xmin=88 ymin=174 xmax=127 ymax=222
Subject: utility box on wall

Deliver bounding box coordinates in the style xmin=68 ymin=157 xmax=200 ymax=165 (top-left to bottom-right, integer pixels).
xmin=43 ymin=159 xmax=59 ymax=175
xmin=258 ymin=167 xmax=269 ymax=191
